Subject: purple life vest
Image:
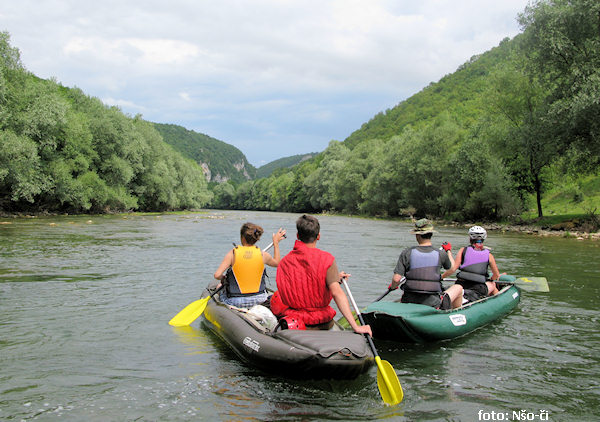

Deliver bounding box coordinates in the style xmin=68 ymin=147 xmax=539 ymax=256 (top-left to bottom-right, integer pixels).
xmin=457 ymin=246 xmax=490 ymax=284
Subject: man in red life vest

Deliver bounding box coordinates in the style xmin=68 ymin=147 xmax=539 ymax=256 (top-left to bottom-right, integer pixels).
xmin=270 ymin=214 xmax=372 ymax=336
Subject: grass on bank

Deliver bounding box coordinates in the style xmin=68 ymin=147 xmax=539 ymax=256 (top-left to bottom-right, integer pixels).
xmin=520 ymin=174 xmax=600 ymax=232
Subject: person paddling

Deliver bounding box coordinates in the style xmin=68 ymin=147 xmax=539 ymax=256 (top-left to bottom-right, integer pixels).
xmin=445 ymin=226 xmax=500 ymax=301
xmin=270 ymin=214 xmax=372 ymax=335
xmin=213 ymin=223 xmax=286 ymax=308
xmin=390 ymin=219 xmax=463 ymax=310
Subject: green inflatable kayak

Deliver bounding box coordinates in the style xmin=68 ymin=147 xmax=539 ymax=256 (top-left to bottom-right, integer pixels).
xmin=362 ymin=283 xmax=521 ymax=343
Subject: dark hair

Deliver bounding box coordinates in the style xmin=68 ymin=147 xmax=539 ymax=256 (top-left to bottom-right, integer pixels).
xmin=296 ymin=214 xmax=320 ymax=243
xmin=417 ymin=233 xmax=433 ymax=240
xmin=240 ymin=222 xmax=263 ymax=245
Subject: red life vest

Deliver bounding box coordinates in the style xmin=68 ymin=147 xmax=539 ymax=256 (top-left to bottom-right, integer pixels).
xmin=270 ymin=240 xmax=336 ymax=326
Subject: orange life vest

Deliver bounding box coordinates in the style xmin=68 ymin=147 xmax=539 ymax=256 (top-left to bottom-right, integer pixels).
xmin=225 ymin=245 xmax=266 ymax=297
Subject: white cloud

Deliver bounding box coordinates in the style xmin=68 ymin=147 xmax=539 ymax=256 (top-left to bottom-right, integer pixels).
xmin=63 ymin=37 xmax=199 ymax=67
xmin=0 ymin=0 xmax=531 ymax=165
xmin=101 ymin=97 xmax=146 ymax=111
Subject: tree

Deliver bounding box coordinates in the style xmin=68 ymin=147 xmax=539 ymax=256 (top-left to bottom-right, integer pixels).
xmin=0 ymin=31 xmax=23 ymax=71
xmin=519 ymin=0 xmax=600 ymax=166
xmin=445 ymin=137 xmax=519 ymax=220
xmin=212 ymin=182 xmax=236 ymax=209
xmin=487 ymin=64 xmax=554 ymax=217
xmin=0 ymin=130 xmax=49 ymax=205
xmin=331 ymin=138 xmax=384 ymax=213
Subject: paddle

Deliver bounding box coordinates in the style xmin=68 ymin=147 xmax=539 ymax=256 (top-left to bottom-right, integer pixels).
xmin=375 ymin=288 xmax=393 ymax=302
xmin=443 ymin=276 xmax=549 ymax=292
xmin=511 ymin=276 xmax=549 ymax=292
xmin=375 ymin=276 xmax=405 ymax=302
xmin=168 ymin=285 xmax=224 ymax=327
xmin=341 ymin=278 xmax=403 ymax=405
xmin=168 ymin=238 xmax=281 ymax=327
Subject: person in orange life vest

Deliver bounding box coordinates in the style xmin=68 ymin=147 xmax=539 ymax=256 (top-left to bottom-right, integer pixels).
xmin=270 ymin=214 xmax=372 ymax=336
xmin=390 ymin=218 xmax=464 ymax=310
xmin=444 ymin=226 xmax=500 ymax=301
xmin=213 ymin=223 xmax=286 ymax=308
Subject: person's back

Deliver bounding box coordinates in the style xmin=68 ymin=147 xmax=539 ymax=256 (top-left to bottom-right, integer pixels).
xmin=273 ymin=237 xmax=337 ymax=326
xmin=270 ymin=214 xmax=372 ymax=336
xmin=452 ymin=226 xmax=500 ymax=300
xmin=390 ymin=219 xmax=463 ymax=309
xmin=400 ymin=244 xmax=447 ymax=306
xmin=213 ymin=222 xmax=285 ymax=308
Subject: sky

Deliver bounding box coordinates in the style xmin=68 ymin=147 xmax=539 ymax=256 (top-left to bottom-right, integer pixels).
xmin=0 ymin=0 xmax=531 ymax=167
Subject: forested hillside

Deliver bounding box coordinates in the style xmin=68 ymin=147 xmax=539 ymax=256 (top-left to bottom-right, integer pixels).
xmin=1 ymin=0 xmax=597 ymax=222
xmin=153 ymin=123 xmax=256 ymax=183
xmin=214 ymin=0 xmax=599 ymax=225
xmin=256 ymin=152 xmax=317 ymax=179
xmin=0 ymin=32 xmax=211 ymax=214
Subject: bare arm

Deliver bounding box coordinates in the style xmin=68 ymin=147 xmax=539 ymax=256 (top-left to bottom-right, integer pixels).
xmin=488 ymin=253 xmax=500 ymax=280
xmin=326 ymin=261 xmax=372 ymax=336
xmin=441 ymin=247 xmax=463 ymax=279
xmin=263 ymin=228 xmax=286 ymax=267
xmin=213 ymin=250 xmax=233 ymax=282
xmin=390 ymin=273 xmax=404 ymax=289
xmin=447 ymin=249 xmax=455 ymax=268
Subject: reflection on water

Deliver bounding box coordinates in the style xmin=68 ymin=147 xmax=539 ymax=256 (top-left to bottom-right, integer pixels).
xmin=1 ymin=211 xmax=599 ymax=420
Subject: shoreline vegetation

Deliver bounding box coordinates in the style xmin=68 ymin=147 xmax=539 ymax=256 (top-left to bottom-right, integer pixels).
xmin=2 ymin=209 xmax=599 ymax=241
xmin=2 ymin=2 xmax=599 ymax=225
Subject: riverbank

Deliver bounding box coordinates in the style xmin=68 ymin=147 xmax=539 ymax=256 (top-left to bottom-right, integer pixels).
xmin=2 ymin=209 xmax=599 ymax=241
xmin=444 ymin=221 xmax=600 ymax=241
xmin=321 ymin=211 xmax=600 ymax=241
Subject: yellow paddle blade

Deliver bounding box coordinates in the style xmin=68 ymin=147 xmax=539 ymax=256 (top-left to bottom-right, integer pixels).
xmin=375 ymin=356 xmax=403 ymax=405
xmin=168 ymin=296 xmax=210 ymax=327
xmin=515 ymin=277 xmax=549 ymax=292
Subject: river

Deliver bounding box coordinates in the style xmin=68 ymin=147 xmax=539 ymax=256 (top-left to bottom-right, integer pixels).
xmin=1 ymin=210 xmax=598 ymax=421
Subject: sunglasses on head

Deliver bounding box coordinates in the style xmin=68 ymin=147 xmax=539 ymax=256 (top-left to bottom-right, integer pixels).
xmin=474 ymin=239 xmax=484 ymax=243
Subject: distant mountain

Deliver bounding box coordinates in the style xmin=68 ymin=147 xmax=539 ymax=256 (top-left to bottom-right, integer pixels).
xmin=153 ymin=123 xmax=256 ymax=183
xmin=256 ymin=153 xmax=318 ymax=178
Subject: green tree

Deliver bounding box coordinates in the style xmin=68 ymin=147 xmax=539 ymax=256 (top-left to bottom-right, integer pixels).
xmin=445 ymin=137 xmax=519 ymax=220
xmin=519 ymin=0 xmax=600 ymax=165
xmin=212 ymin=182 xmax=236 ymax=209
xmin=487 ymin=64 xmax=554 ymax=217
xmin=396 ymin=117 xmax=462 ymax=217
xmin=0 ymin=130 xmax=49 ymax=205
xmin=332 ymin=138 xmax=384 ymax=213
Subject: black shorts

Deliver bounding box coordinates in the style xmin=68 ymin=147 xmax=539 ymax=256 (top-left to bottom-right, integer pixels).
xmin=457 ymin=280 xmax=488 ymax=301
xmin=401 ymin=291 xmax=442 ymax=308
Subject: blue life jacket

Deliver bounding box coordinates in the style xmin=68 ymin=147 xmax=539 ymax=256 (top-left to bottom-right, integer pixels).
xmin=403 ymin=247 xmax=443 ymax=294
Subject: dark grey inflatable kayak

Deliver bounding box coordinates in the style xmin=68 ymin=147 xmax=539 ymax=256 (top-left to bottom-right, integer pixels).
xmin=201 ymin=286 xmax=374 ymax=380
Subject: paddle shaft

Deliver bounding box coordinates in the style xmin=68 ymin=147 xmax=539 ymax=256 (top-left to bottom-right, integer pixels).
xmin=341 ymin=278 xmax=402 ymax=405
xmin=443 ymin=275 xmax=548 ymax=292
xmin=376 ymin=276 xmax=404 ymax=302
xmin=343 ymin=281 xmax=381 ymax=355
xmin=375 ymin=288 xmax=393 ymax=302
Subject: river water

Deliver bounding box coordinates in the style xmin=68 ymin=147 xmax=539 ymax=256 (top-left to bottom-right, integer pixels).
xmin=1 ymin=210 xmax=598 ymax=421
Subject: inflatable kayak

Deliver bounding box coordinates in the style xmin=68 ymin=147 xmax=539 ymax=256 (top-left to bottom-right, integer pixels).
xmin=361 ymin=282 xmax=520 ymax=343
xmin=201 ymin=285 xmax=375 ymax=380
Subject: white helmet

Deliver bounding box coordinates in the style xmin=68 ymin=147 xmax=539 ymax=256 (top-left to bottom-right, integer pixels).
xmin=468 ymin=226 xmax=487 ymax=240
